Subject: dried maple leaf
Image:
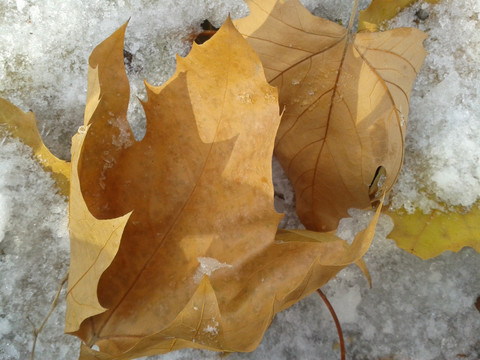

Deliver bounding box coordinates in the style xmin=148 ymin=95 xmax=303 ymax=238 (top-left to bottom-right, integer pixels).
xmin=234 ymin=0 xmax=427 ymax=231
xmin=0 ymin=98 xmax=70 ymax=195
xmin=359 ymin=0 xmax=480 ymax=259
xmin=66 ymin=19 xmax=382 ymax=359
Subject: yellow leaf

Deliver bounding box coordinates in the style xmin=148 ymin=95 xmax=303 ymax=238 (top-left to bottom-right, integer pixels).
xmin=385 ymin=203 xmax=480 ymax=259
xmin=0 ymin=98 xmax=70 ymax=195
xmin=359 ymin=0 xmax=417 ymax=32
xmin=65 ymin=125 xmax=131 ymax=333
xmin=358 ymin=0 xmax=440 ymax=33
xmin=66 ymin=19 xmax=382 ymax=359
xmin=234 ymin=0 xmax=427 ymax=231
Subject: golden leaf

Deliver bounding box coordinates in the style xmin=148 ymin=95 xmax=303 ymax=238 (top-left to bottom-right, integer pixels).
xmin=234 ymin=0 xmax=426 ymax=231
xmin=66 ymin=19 xmax=382 ymax=359
xmin=359 ymin=0 xmax=440 ymax=33
xmin=0 ymin=98 xmax=70 ymax=195
xmin=385 ymin=203 xmax=480 ymax=259
xmin=65 ymin=126 xmax=131 ymax=333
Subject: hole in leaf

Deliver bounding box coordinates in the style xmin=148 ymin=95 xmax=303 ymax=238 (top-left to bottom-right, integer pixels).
xmin=368 ymin=166 xmax=387 ymax=203
xmin=194 ymin=20 xmax=218 ymax=44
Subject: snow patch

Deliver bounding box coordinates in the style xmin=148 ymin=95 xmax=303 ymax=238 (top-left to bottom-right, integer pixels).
xmin=388 ymin=0 xmax=480 ymax=212
xmin=0 ymin=192 xmax=10 ymax=243
xmin=194 ymin=257 xmax=232 ymax=283
xmin=335 ymin=208 xmax=394 ymax=245
xmin=203 ymin=318 xmax=219 ymax=337
xmin=328 ymin=284 xmax=362 ymax=324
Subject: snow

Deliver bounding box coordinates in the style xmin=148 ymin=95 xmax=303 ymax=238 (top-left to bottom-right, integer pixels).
xmin=388 ymin=0 xmax=480 ymax=212
xmin=0 ymin=0 xmax=479 ymax=359
xmin=203 ymin=318 xmax=220 ymax=337
xmin=325 ymin=283 xmax=362 ymax=324
xmin=0 ymin=192 xmax=10 ymax=243
xmin=194 ymin=257 xmax=233 ymax=283
xmin=0 ymin=138 xmax=74 ymax=359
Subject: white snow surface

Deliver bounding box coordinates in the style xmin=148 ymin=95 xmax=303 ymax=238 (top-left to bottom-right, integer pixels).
xmin=0 ymin=0 xmax=479 ymax=359
xmin=388 ymin=0 xmax=480 ymax=212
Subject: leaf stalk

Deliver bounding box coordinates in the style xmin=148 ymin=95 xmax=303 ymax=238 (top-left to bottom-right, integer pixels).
xmin=317 ymin=289 xmax=345 ymax=360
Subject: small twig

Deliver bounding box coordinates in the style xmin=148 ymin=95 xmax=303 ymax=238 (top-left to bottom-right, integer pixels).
xmin=317 ymin=289 xmax=345 ymax=360
xmin=29 ymin=271 xmax=68 ymax=360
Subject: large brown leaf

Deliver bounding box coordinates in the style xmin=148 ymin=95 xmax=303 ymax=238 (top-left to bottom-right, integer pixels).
xmin=66 ymin=19 xmax=382 ymax=359
xmin=234 ymin=0 xmax=427 ymax=231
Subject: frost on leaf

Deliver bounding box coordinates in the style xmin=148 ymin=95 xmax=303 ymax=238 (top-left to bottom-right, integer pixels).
xmin=66 ymin=18 xmax=382 ymax=360
xmin=234 ymin=0 xmax=427 ymax=231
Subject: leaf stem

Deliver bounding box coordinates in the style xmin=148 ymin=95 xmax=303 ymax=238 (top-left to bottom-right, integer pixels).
xmin=347 ymin=0 xmax=360 ymax=37
xmin=317 ymin=289 xmax=345 ymax=360
xmin=29 ymin=271 xmax=68 ymax=360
